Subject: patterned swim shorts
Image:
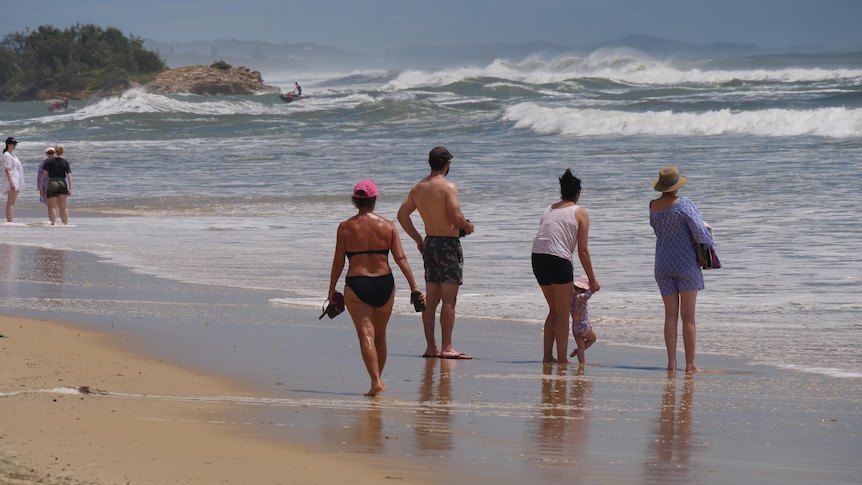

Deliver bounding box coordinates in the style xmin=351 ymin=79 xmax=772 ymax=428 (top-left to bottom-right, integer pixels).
xmin=46 ymin=178 xmax=68 ymax=198
xmin=423 ymin=236 xmax=463 ymax=285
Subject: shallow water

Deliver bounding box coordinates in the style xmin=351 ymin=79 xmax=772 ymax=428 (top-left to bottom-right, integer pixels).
xmin=1 ymin=49 xmax=860 ymax=378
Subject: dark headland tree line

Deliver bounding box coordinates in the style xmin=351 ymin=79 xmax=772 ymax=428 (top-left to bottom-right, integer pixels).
xmin=0 ymin=23 xmax=166 ymax=101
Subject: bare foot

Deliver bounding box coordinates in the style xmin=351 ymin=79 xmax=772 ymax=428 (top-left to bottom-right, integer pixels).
xmin=423 ymin=346 xmax=440 ymax=358
xmin=685 ymin=365 xmax=700 ymax=373
xmin=439 ymin=351 xmax=472 ymax=360
xmin=543 ymin=356 xmax=557 ymax=363
xmin=365 ymin=381 xmax=387 ymax=396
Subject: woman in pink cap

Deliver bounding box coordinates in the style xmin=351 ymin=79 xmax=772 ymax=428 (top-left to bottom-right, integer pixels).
xmin=327 ymin=179 xmax=425 ymax=396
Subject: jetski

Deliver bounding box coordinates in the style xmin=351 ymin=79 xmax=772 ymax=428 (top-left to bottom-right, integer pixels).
xmin=48 ymin=100 xmax=72 ymax=112
xmin=280 ymin=93 xmax=306 ymax=103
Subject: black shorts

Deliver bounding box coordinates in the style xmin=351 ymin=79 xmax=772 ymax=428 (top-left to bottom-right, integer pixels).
xmin=531 ymin=253 xmax=573 ymax=286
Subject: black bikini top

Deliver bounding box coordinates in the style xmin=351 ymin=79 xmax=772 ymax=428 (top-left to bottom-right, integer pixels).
xmin=346 ymin=248 xmax=390 ymax=259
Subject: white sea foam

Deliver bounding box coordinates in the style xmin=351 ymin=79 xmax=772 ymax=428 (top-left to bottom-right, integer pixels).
xmin=379 ymin=53 xmax=862 ymax=89
xmin=503 ymin=103 xmax=862 ymax=138
xmin=60 ymin=89 xmax=286 ymax=118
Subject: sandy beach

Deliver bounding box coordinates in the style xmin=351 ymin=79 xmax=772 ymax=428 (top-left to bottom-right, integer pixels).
xmin=2 ymin=244 xmax=861 ymax=484
xmin=0 ymin=315 xmax=437 ymax=485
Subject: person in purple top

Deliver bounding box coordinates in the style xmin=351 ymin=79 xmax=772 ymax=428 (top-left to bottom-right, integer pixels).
xmin=649 ymin=165 xmax=715 ymax=373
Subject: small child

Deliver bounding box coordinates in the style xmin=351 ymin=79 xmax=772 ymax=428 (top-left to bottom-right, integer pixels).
xmin=570 ymin=275 xmax=597 ymax=364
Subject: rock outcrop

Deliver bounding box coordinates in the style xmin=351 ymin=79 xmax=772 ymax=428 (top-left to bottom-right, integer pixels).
xmin=146 ymin=62 xmax=279 ymax=96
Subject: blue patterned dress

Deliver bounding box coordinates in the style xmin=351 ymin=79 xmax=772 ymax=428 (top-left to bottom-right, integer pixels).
xmin=650 ymin=197 xmax=714 ymax=296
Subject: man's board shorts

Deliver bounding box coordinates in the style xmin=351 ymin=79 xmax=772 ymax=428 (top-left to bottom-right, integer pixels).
xmin=423 ymin=236 xmax=463 ymax=285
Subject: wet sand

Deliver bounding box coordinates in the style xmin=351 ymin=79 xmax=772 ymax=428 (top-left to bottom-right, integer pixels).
xmin=1 ymin=244 xmax=861 ymax=484
xmin=0 ymin=315 xmax=433 ymax=484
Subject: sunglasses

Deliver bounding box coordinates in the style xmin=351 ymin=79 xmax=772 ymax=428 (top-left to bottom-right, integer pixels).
xmin=46 ymin=151 xmax=55 ymax=154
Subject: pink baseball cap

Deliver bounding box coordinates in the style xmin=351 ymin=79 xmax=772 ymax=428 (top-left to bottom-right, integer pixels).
xmin=353 ymin=179 xmax=379 ymax=198
xmin=575 ymin=275 xmax=590 ymax=290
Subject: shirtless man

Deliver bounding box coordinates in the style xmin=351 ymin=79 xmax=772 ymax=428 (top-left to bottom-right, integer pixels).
xmin=398 ymin=146 xmax=475 ymax=359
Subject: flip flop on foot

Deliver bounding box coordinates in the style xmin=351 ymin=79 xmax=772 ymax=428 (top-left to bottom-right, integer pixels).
xmin=439 ymin=352 xmax=472 ymax=360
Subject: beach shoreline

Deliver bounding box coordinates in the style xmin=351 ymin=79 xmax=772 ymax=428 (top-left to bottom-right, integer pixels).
xmin=2 ymin=245 xmax=861 ymax=484
xmin=0 ymin=314 xmax=438 ymax=485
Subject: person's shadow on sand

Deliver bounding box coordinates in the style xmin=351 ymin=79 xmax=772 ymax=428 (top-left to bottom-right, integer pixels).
xmin=645 ymin=372 xmax=695 ymax=482
xmin=529 ymin=363 xmax=594 ymax=480
xmin=414 ymin=357 xmax=454 ymax=452
xmin=346 ymin=400 xmax=385 ymax=453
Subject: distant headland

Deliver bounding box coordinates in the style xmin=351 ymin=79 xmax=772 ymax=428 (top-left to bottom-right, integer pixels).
xmin=0 ymin=24 xmax=277 ymax=102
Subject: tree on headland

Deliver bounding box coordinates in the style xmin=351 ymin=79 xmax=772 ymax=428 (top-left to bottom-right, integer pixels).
xmin=0 ymin=23 xmax=167 ymax=101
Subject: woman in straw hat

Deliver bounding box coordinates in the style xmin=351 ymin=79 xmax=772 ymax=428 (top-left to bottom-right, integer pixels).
xmin=649 ymin=165 xmax=715 ymax=373
xmin=327 ymin=179 xmax=425 ymax=396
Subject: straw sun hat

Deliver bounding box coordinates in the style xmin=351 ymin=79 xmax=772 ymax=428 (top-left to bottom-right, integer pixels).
xmin=651 ymin=165 xmax=689 ymax=192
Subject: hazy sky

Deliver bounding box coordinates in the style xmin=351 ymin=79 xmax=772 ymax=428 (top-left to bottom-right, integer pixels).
xmin=5 ymin=1 xmax=861 ymax=53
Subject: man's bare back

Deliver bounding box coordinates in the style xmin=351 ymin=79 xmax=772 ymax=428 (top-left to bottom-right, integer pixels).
xmin=397 ymin=146 xmax=475 ymax=359
xmin=406 ymin=174 xmax=468 ymax=238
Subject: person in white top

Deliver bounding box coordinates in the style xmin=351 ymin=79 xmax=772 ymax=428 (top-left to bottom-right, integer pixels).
xmin=531 ymin=169 xmax=600 ymax=363
xmin=2 ymin=137 xmax=24 ymax=222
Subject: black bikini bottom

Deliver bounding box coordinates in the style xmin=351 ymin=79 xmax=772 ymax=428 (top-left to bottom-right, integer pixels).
xmin=345 ymin=273 xmax=395 ymax=308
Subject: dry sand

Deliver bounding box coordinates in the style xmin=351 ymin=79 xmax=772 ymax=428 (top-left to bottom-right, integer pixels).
xmin=0 ymin=315 xmax=433 ymax=485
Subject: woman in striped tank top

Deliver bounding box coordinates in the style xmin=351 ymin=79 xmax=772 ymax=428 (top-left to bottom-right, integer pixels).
xmin=531 ymin=169 xmax=601 ymax=364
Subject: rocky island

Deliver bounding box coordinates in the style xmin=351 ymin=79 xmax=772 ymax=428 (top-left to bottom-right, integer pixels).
xmin=146 ymin=61 xmax=279 ymax=96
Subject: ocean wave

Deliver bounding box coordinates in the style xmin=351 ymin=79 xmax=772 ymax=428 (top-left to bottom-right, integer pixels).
xmin=59 ymin=88 xmax=288 ymax=119
xmin=503 ymin=102 xmax=862 ymax=137
xmin=377 ymin=53 xmax=862 ymax=90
